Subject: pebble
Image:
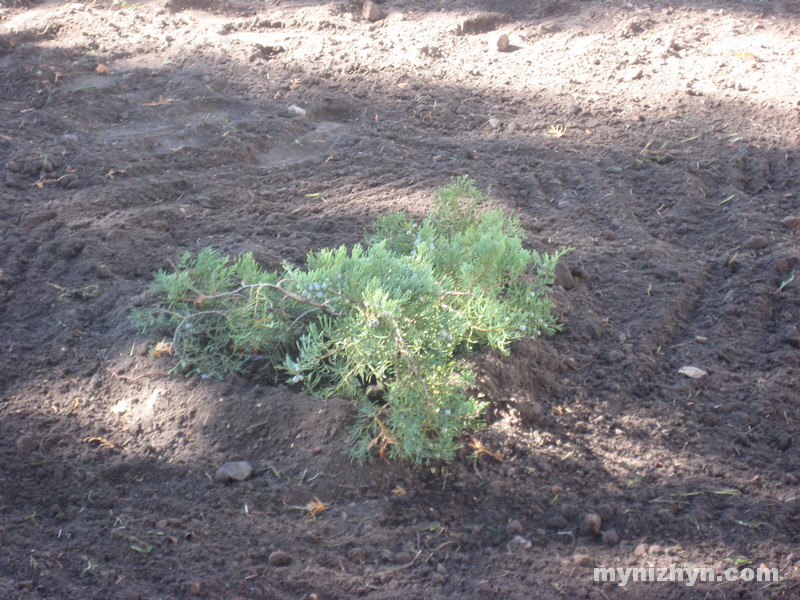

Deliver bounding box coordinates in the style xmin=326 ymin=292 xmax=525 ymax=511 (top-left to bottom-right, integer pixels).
xmin=268 ymin=550 xmax=292 ymax=566
xmin=287 ymin=104 xmax=307 ymax=117
xmin=497 ymin=34 xmax=510 ymax=52
xmin=601 ymin=529 xmax=619 ymax=545
xmin=780 ymin=215 xmax=800 ymax=230
xmin=580 ymin=513 xmax=602 ymax=537
xmin=507 ymin=535 xmax=532 ymax=552
xmin=546 ymin=516 xmax=568 ymax=530
xmin=744 ymin=235 xmax=768 ymax=250
xmin=488 ymin=117 xmax=502 ymax=130
xmin=362 ymin=0 xmax=383 ymax=22
xmin=633 ymin=543 xmax=649 ymax=557
xmin=214 ymin=461 xmax=253 ymax=483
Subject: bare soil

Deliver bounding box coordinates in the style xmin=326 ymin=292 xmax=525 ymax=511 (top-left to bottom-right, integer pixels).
xmin=1 ymin=0 xmax=799 ymax=598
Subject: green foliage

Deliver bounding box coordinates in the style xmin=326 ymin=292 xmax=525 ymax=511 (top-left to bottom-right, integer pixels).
xmin=132 ymin=176 xmax=567 ymax=462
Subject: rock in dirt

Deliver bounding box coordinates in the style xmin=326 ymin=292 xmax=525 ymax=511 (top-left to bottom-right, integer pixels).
xmin=214 ymin=461 xmax=253 ymax=483
xmin=268 ymin=550 xmax=292 ymax=566
xmin=780 ymin=215 xmax=800 ymax=230
xmin=580 ymin=513 xmax=602 ymax=537
xmin=362 ymin=0 xmax=383 ymax=22
xmin=287 ymin=104 xmax=307 ymax=118
xmin=497 ymin=34 xmax=510 ymax=52
xmin=546 ymin=516 xmax=568 ymax=530
xmin=634 ymin=543 xmax=649 ymax=557
xmin=507 ymin=535 xmax=532 ymax=552
xmin=744 ymin=235 xmax=769 ymax=250
xmin=678 ymin=365 xmax=707 ymax=379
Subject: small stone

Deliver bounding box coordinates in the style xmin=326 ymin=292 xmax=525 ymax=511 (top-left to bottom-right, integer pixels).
xmin=695 ymin=336 xmax=708 ymax=344
xmin=573 ymin=553 xmax=593 ymax=567
xmin=744 ymin=235 xmax=768 ymax=250
xmin=362 ymin=0 xmax=383 ymax=22
xmin=648 ymin=544 xmax=663 ymax=554
xmin=539 ymin=21 xmax=561 ymax=33
xmin=781 ymin=216 xmax=800 ymax=230
xmin=580 ymin=513 xmax=602 ymax=537
xmin=506 ymin=519 xmax=524 ymax=535
xmin=507 ymin=535 xmax=532 ymax=552
xmin=633 ymin=543 xmax=648 ymax=557
xmin=601 ymin=529 xmax=619 ymax=545
xmin=597 ymin=503 xmax=616 ymax=522
xmin=497 ymin=34 xmax=510 ymax=52
xmin=547 ymin=516 xmax=569 ymax=530
xmin=488 ymin=117 xmax=502 ymax=130
xmin=95 ymin=264 xmax=112 ymax=279
xmin=268 ymin=550 xmax=292 ymax=566
xmin=554 ymin=261 xmax=576 ymax=290
xmin=287 ymin=104 xmax=307 ymax=117
xmin=214 ymin=461 xmax=253 ymax=483
xmin=395 ymin=551 xmax=415 ymax=564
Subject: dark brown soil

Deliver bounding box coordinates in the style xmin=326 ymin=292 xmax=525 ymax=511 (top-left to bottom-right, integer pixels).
xmin=1 ymin=0 xmax=799 ymax=598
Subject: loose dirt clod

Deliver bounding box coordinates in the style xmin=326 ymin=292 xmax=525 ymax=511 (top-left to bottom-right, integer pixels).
xmin=268 ymin=550 xmax=292 ymax=567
